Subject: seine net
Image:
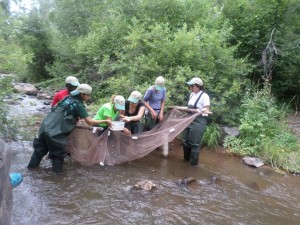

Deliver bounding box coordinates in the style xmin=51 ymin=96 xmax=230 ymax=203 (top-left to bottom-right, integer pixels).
xmin=66 ymin=108 xmax=201 ymax=166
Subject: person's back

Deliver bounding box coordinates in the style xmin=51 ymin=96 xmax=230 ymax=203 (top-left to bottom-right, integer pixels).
xmin=42 ymin=95 xmax=83 ymax=140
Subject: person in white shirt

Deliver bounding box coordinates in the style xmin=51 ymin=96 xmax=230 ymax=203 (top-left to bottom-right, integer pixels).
xmin=181 ymin=77 xmax=210 ymax=166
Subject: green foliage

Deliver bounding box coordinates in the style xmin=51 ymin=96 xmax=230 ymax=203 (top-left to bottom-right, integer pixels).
xmin=202 ymin=122 xmax=221 ymax=148
xmin=222 ymin=0 xmax=300 ymax=99
xmin=45 ymin=0 xmax=251 ymax=119
xmin=0 ymin=76 xmax=18 ymax=140
xmin=97 ymin=21 xmax=250 ymax=118
xmin=16 ymin=9 xmax=54 ymax=82
xmin=223 ymin=87 xmax=300 ymax=171
xmin=0 ymin=6 xmax=30 ymax=75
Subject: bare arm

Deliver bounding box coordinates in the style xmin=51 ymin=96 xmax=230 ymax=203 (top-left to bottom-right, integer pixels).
xmin=158 ymin=100 xmax=165 ymax=122
xmin=83 ymin=117 xmax=112 ymax=126
xmin=143 ymin=101 xmax=155 ymax=115
xmin=123 ymin=106 xmax=146 ymax=122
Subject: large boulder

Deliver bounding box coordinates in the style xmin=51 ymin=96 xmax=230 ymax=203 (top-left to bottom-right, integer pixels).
xmin=13 ymin=83 xmax=38 ymax=96
xmin=219 ymin=126 xmax=240 ymax=145
xmin=242 ymin=157 xmax=264 ymax=168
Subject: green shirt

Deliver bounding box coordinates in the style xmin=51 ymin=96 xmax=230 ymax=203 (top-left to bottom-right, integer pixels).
xmin=94 ymin=103 xmax=119 ymax=127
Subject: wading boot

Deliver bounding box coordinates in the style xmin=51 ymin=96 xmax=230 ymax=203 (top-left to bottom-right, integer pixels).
xmin=190 ymin=151 xmax=199 ymax=166
xmin=52 ymin=158 xmax=64 ymax=174
xmin=183 ymin=146 xmax=191 ymax=162
xmin=27 ymin=153 xmax=43 ymax=168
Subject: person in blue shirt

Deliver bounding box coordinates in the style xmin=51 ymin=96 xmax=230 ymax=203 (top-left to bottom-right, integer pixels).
xmin=143 ymin=76 xmax=166 ymax=131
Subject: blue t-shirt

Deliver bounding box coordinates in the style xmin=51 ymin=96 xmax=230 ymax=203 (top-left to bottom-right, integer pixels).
xmin=143 ymin=86 xmax=166 ymax=111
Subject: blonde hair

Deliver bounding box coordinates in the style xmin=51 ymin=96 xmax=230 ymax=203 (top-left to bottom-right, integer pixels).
xmin=110 ymin=95 xmax=116 ymax=103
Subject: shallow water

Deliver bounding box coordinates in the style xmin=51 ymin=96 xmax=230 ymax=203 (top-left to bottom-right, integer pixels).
xmin=7 ymin=95 xmax=300 ymax=225
xmin=8 ymin=139 xmax=300 ymax=225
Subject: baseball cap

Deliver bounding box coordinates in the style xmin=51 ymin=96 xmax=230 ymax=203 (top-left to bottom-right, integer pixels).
xmin=70 ymin=84 xmax=92 ymax=96
xmin=114 ymin=95 xmax=125 ymax=110
xmin=155 ymin=76 xmax=165 ymax=91
xmin=65 ymin=76 xmax=80 ymax=86
xmin=128 ymin=91 xmax=142 ymax=103
xmin=186 ymin=77 xmax=203 ymax=86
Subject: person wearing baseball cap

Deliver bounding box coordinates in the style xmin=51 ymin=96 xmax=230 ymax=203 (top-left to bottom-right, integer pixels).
xmin=94 ymin=95 xmax=131 ymax=135
xmin=143 ymin=76 xmax=166 ymax=131
xmin=28 ymin=84 xmax=112 ymax=173
xmin=51 ymin=76 xmax=80 ymax=108
xmin=181 ymin=77 xmax=210 ymax=166
xmin=121 ymin=91 xmax=145 ymax=134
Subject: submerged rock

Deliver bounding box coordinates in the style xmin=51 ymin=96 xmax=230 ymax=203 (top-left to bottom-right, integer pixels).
xmin=180 ymin=177 xmax=197 ymax=186
xmin=242 ymin=157 xmax=264 ymax=168
xmin=131 ymin=180 xmax=157 ymax=191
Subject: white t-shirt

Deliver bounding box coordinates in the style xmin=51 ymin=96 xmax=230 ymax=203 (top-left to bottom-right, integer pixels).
xmin=188 ymin=91 xmax=210 ymax=110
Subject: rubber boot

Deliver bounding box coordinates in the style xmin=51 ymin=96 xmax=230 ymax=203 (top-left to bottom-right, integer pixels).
xmin=52 ymin=158 xmax=64 ymax=174
xmin=190 ymin=151 xmax=199 ymax=166
xmin=27 ymin=153 xmax=43 ymax=168
xmin=183 ymin=146 xmax=191 ymax=162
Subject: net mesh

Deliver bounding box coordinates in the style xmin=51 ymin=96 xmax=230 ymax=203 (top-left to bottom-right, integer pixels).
xmin=66 ymin=108 xmax=201 ymax=166
xmin=0 ymin=140 xmax=12 ymax=225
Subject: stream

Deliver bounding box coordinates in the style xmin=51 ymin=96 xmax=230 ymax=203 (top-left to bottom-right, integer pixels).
xmin=7 ymin=94 xmax=300 ymax=225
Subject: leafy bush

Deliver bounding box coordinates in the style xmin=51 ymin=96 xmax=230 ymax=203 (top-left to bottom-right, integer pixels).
xmin=0 ymin=76 xmax=18 ymax=141
xmin=223 ymin=87 xmax=300 ymax=172
xmin=202 ymin=122 xmax=221 ymax=148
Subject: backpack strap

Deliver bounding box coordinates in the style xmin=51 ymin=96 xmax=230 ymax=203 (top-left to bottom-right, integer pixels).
xmin=189 ymin=91 xmax=204 ymax=109
xmin=54 ymin=96 xmax=78 ymax=112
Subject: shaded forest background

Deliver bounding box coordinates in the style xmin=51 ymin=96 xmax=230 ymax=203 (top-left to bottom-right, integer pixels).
xmin=1 ymin=0 xmax=300 ymax=172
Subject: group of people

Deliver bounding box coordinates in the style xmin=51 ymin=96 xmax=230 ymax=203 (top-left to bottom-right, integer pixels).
xmin=28 ymin=75 xmax=210 ymax=173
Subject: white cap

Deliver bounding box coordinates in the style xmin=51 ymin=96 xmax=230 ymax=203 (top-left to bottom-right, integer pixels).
xmin=114 ymin=95 xmax=125 ymax=110
xmin=155 ymin=76 xmax=165 ymax=91
xmin=128 ymin=91 xmax=142 ymax=103
xmin=65 ymin=76 xmax=79 ymax=86
xmin=186 ymin=77 xmax=203 ymax=86
xmin=70 ymin=84 xmax=92 ymax=96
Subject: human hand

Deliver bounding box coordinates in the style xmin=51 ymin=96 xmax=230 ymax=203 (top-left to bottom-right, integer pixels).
xmin=106 ymin=120 xmax=113 ymax=127
xmin=151 ymin=111 xmax=158 ymax=120
xmin=158 ymin=114 xmax=164 ymax=122
xmin=122 ymin=116 xmax=131 ymax=123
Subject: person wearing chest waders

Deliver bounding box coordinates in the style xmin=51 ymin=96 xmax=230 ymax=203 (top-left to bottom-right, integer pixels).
xmin=181 ymin=77 xmax=210 ymax=166
xmin=51 ymin=76 xmax=80 ymax=109
xmin=121 ymin=91 xmax=146 ymax=134
xmin=28 ymin=84 xmax=112 ymax=173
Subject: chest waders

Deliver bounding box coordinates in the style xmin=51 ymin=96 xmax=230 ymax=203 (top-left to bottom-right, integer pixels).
xmin=181 ymin=92 xmax=207 ymax=166
xmin=28 ymin=96 xmax=79 ymax=173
